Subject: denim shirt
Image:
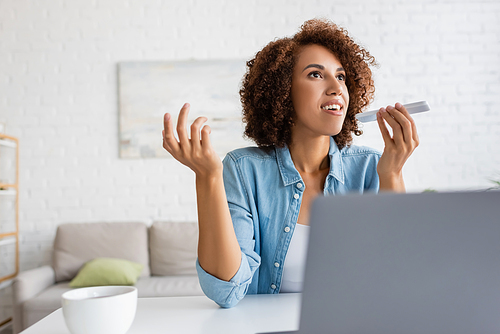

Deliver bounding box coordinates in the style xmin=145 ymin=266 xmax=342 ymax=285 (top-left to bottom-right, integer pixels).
xmin=196 ymin=137 xmax=381 ymax=308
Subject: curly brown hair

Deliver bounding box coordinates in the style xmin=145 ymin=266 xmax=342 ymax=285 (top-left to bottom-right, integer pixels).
xmin=239 ymin=18 xmax=377 ymax=150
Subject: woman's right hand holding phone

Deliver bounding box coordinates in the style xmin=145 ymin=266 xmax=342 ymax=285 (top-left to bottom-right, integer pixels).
xmin=162 ymin=103 xmax=222 ymax=178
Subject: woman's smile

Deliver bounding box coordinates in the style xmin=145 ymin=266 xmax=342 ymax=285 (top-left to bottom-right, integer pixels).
xmin=321 ymin=99 xmax=344 ymax=116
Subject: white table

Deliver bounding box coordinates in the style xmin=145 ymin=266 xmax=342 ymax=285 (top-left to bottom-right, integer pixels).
xmin=21 ymin=293 xmax=301 ymax=334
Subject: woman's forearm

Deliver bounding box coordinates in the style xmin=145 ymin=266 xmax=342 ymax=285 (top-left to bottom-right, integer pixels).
xmin=162 ymin=104 xmax=242 ymax=282
xmin=196 ymin=172 xmax=242 ymax=282
xmin=378 ymin=171 xmax=406 ymax=193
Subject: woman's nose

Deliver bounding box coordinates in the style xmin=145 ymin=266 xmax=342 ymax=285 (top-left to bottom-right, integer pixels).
xmin=326 ymin=77 xmax=342 ymax=96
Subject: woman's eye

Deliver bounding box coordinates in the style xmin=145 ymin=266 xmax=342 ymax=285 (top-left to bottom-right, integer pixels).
xmin=337 ymin=73 xmax=346 ymax=81
xmin=308 ymin=71 xmax=322 ymax=79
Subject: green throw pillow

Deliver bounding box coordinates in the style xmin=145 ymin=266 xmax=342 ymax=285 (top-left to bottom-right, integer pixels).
xmin=69 ymin=257 xmax=143 ymax=288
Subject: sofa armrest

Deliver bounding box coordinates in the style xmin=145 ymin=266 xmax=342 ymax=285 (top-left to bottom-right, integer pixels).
xmin=12 ymin=265 xmax=56 ymax=334
xmin=13 ymin=265 xmax=56 ymax=302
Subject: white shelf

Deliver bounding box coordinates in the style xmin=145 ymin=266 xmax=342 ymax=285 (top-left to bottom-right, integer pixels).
xmin=0 ymin=190 xmax=16 ymax=196
xmin=0 ymin=138 xmax=16 ymax=148
xmin=0 ymin=238 xmax=15 ymax=247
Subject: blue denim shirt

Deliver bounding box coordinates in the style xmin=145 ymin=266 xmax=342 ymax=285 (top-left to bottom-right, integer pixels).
xmin=196 ymin=137 xmax=381 ymax=308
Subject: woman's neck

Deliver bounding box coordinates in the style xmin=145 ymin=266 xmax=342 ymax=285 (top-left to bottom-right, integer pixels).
xmin=288 ymin=135 xmax=331 ymax=174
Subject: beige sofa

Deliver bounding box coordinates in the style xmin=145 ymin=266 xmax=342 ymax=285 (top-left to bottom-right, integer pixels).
xmin=12 ymin=221 xmax=204 ymax=333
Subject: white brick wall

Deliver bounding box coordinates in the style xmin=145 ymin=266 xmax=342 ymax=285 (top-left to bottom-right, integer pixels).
xmin=0 ymin=0 xmax=499 ymax=319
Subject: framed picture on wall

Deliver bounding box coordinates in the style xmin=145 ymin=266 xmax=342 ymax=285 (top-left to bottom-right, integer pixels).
xmin=118 ymin=60 xmax=251 ymax=159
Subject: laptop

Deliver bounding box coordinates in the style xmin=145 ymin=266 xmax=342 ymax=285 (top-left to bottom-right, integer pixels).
xmin=259 ymin=190 xmax=500 ymax=334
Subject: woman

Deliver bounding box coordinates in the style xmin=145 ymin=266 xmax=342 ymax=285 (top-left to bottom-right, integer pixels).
xmin=162 ymin=19 xmax=419 ymax=308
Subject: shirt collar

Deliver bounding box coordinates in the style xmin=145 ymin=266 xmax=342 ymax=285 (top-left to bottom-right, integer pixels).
xmin=275 ymin=136 xmax=344 ymax=187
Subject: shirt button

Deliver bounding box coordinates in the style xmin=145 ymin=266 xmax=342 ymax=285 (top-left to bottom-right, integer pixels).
xmin=294 ymin=193 xmax=299 ymax=200
xmin=296 ymin=183 xmax=303 ymax=189
xmin=284 ymin=227 xmax=290 ymax=233
xmin=274 ymin=262 xmax=280 ymax=268
xmin=271 ymin=284 xmax=277 ymax=289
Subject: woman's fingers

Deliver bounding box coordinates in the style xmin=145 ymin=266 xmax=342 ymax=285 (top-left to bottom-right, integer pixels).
xmin=161 ymin=103 xmax=222 ymax=176
xmin=162 ymin=103 xmax=216 ymax=160
xmin=191 ymin=116 xmax=208 ymax=151
xmin=386 ymin=104 xmax=413 ymax=145
xmin=379 ymin=107 xmax=404 ymax=146
xmin=395 ymin=102 xmax=420 ymax=144
xmin=200 ymin=124 xmax=212 ymax=152
xmin=163 ymin=113 xmax=180 ymax=153
xmin=176 ymin=103 xmax=191 ymax=150
xmin=376 ymin=108 xmax=393 ymax=147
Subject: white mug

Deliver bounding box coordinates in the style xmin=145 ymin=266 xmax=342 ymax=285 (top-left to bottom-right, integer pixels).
xmin=61 ymin=286 xmax=137 ymax=334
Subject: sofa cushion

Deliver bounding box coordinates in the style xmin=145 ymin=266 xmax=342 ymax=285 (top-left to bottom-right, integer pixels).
xmin=52 ymin=222 xmax=150 ymax=282
xmin=69 ymin=257 xmax=144 ymax=287
xmin=149 ymin=222 xmax=198 ymax=276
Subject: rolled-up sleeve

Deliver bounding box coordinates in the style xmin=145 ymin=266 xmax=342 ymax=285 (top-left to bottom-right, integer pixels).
xmin=196 ymin=153 xmax=261 ymax=308
xmin=196 ymin=252 xmax=254 ymax=308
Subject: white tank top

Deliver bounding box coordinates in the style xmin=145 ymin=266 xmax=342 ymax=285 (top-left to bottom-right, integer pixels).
xmin=280 ymin=223 xmax=310 ymax=293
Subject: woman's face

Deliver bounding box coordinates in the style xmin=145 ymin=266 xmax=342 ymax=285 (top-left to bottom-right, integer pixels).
xmin=290 ymin=44 xmax=349 ymax=140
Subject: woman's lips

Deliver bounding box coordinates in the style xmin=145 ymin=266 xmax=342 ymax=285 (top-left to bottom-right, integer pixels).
xmin=321 ymin=108 xmax=343 ymax=116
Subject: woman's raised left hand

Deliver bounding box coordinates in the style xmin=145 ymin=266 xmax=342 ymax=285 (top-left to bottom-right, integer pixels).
xmin=376 ymin=102 xmax=419 ymax=192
